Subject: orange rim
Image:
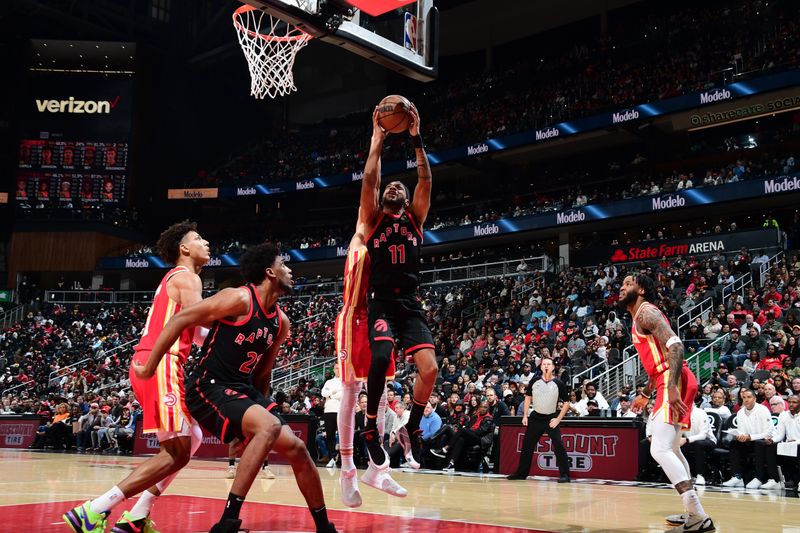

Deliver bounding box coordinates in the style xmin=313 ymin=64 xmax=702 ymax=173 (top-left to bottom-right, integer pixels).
xmin=233 ymin=4 xmax=313 ymax=43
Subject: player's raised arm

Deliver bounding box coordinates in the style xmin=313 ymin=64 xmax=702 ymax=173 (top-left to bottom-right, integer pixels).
xmin=360 ymin=107 xmax=385 ymax=225
xmin=132 ymin=287 xmax=251 ymax=379
xmin=636 ymin=304 xmax=688 ymax=416
xmin=252 ymin=309 xmax=291 ymax=396
xmin=407 ymin=102 xmax=432 ymax=227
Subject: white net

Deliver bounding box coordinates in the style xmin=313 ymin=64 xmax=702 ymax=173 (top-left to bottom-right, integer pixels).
xmin=233 ymin=4 xmax=312 ymax=99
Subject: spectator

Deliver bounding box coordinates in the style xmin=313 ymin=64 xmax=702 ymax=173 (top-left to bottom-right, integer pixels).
xmin=321 ymin=365 xmax=343 ymax=468
xmin=722 ymin=389 xmax=781 ymax=489
xmin=680 ymin=402 xmax=717 ymax=485
xmin=433 ymin=399 xmax=495 ymax=473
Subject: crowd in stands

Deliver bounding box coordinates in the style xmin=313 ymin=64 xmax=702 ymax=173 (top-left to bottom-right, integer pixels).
xmin=195 ymin=0 xmax=798 ymax=188
xmin=117 ymin=138 xmax=797 ymax=262
xmin=4 ymin=241 xmax=800 ymax=484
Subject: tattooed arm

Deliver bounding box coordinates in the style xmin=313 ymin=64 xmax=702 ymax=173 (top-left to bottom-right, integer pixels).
xmin=636 ymin=303 xmax=688 ymax=416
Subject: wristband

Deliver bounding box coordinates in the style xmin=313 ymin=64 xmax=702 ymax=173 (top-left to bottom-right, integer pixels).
xmin=666 ymin=335 xmax=682 ymax=348
xmin=410 ymin=134 xmax=424 ymax=150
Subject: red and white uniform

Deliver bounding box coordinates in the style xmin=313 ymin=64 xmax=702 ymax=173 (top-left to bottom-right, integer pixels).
xmin=130 ymin=266 xmax=195 ymax=435
xmin=335 ymin=244 xmax=394 ymax=382
xmin=632 ymin=302 xmax=698 ymax=429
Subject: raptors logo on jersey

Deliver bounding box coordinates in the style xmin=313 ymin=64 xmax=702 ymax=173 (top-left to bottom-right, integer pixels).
xmin=196 ymin=284 xmax=282 ymax=385
xmin=366 ymin=211 xmax=423 ymax=295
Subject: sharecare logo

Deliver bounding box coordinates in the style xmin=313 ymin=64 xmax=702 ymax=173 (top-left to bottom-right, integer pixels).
xmin=764 ymin=175 xmax=800 ymax=194
xmin=700 ymin=88 xmax=732 ymax=105
xmin=556 ymin=210 xmax=586 ymax=224
xmin=535 ymin=127 xmax=559 ymax=140
xmin=474 ymin=223 xmax=500 ymax=237
xmin=467 ymin=143 xmax=489 ymax=156
xmin=236 ymin=187 xmax=256 ymax=196
xmin=125 ymin=259 xmax=149 ymax=268
xmin=652 ymin=195 xmax=686 ymax=210
xmin=612 ymin=109 xmax=639 ymax=123
xmin=35 ymin=96 xmax=119 ymax=114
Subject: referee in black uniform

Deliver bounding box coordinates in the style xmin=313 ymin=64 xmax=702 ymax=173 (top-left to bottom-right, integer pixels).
xmin=507 ymin=357 xmax=571 ymax=482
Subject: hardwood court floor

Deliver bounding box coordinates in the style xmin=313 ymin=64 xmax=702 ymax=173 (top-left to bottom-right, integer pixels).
xmin=0 ymin=450 xmax=795 ymax=532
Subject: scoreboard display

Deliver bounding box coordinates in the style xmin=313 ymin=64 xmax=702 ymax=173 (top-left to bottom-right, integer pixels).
xmin=16 ymin=140 xmax=128 ymax=204
xmin=15 ymin=74 xmax=133 ymax=209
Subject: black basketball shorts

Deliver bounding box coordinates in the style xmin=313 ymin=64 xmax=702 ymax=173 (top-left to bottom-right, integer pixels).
xmin=368 ymin=294 xmax=435 ymax=355
xmin=186 ymin=379 xmax=284 ymax=444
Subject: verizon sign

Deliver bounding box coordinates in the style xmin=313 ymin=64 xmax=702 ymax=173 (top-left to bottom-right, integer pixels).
xmin=35 ymin=96 xmax=120 ymax=114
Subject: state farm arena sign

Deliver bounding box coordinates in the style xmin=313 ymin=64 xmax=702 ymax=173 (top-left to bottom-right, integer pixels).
xmin=572 ymin=229 xmax=779 ymax=267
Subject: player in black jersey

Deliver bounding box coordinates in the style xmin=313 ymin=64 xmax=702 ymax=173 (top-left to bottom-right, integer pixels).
xmin=361 ymin=102 xmax=436 ymax=471
xmin=133 ymin=243 xmax=337 ymax=533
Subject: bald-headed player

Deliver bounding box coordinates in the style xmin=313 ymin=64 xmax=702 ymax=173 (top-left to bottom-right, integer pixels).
xmin=335 ymin=107 xmax=408 ymax=507
xmin=623 ymin=274 xmax=715 ymax=533
xmin=360 ymin=100 xmax=436 ymax=474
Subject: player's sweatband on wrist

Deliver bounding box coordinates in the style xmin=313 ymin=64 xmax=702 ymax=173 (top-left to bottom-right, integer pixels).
xmin=410 ymin=134 xmax=424 ymax=149
xmin=666 ymin=336 xmax=682 ymax=348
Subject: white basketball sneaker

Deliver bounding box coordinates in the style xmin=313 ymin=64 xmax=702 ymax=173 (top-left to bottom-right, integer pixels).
xmin=361 ymin=462 xmax=408 ymax=498
xmin=226 ymin=464 xmax=236 ymax=479
xmin=695 ymin=474 xmax=706 ymax=486
xmin=340 ymin=468 xmax=362 ymax=508
xmin=722 ymin=477 xmax=744 ymax=488
xmin=761 ymin=479 xmax=781 ymax=490
xmin=745 ymin=478 xmax=763 ymax=490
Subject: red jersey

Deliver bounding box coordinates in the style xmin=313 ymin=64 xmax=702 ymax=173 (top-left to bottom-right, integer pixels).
xmin=341 ymin=244 xmax=371 ymax=310
xmin=134 ymin=266 xmax=195 ymax=363
xmin=631 ymin=302 xmax=671 ymax=379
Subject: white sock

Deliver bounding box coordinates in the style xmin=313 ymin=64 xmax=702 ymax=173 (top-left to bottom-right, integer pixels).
xmin=128 ymin=490 xmax=157 ymax=521
xmin=376 ymin=388 xmax=388 ymax=438
xmin=681 ymin=489 xmax=707 ymax=520
xmin=338 ymin=382 xmax=361 ymax=471
xmin=89 ymin=485 xmax=125 ymax=514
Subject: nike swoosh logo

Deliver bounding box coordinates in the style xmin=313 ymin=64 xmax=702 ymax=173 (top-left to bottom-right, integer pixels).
xmin=80 ymin=508 xmax=98 ymax=531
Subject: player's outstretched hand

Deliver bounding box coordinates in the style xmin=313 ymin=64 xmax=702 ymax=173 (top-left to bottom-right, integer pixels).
xmin=408 ymin=102 xmax=420 ymax=137
xmin=667 ymin=384 xmax=688 ymax=418
xmin=131 ymin=359 xmax=155 ymax=380
xmin=372 ymin=106 xmax=386 ymax=142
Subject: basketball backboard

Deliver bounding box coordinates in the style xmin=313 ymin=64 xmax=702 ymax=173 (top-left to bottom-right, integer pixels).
xmin=239 ymin=0 xmax=438 ymax=82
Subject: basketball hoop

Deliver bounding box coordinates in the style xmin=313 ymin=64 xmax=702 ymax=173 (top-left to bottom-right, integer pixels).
xmin=232 ymin=3 xmax=313 ymax=99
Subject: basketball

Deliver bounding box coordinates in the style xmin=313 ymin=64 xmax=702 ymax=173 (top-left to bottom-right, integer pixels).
xmin=377 ymin=94 xmax=411 ymax=133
